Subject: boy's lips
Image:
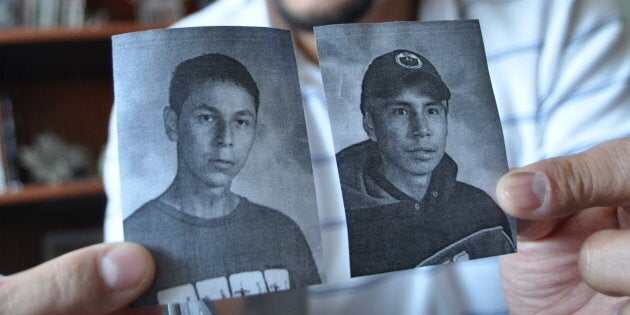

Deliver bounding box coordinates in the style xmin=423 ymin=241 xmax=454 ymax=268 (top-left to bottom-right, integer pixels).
xmin=208 ymin=159 xmax=236 ymax=170
xmin=405 ymin=147 xmax=437 ymax=160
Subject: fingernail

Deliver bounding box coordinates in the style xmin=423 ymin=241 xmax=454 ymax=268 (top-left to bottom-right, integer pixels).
xmin=99 ymin=244 xmax=148 ymax=291
xmin=503 ymin=171 xmax=548 ymax=211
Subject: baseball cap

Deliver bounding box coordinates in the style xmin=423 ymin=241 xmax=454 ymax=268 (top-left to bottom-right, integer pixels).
xmin=360 ymin=49 xmax=451 ymax=114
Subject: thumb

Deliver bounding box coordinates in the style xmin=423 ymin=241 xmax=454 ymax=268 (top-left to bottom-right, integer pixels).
xmin=496 ymin=137 xmax=630 ymax=221
xmin=0 ymin=242 xmax=155 ymax=315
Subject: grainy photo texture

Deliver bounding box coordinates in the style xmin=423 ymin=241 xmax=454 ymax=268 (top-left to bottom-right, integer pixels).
xmin=315 ymin=21 xmax=517 ymax=277
xmin=113 ymin=27 xmax=323 ymax=306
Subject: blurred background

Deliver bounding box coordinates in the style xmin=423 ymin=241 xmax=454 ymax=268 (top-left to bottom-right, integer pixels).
xmin=0 ymin=0 xmax=627 ymax=275
xmin=0 ymin=0 xmax=212 ymax=275
xmin=622 ymin=0 xmax=630 ymax=20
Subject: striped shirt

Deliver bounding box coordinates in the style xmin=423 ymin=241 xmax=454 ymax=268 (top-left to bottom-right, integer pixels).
xmin=103 ymin=0 xmax=630 ymax=313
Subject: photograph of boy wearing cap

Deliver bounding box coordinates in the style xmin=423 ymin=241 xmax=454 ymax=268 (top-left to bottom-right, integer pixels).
xmin=123 ymin=53 xmax=320 ymax=305
xmin=336 ymin=49 xmax=516 ymax=277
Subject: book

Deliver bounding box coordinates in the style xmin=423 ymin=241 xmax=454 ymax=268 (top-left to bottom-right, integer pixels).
xmin=1 ymin=96 xmax=19 ymax=186
xmin=21 ymin=0 xmax=36 ymax=27
xmin=37 ymin=0 xmax=60 ymax=28
xmin=60 ymin=0 xmax=85 ymax=28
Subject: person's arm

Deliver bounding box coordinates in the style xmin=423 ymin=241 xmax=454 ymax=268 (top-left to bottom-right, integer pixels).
xmin=498 ymin=137 xmax=630 ymax=314
xmin=0 ymin=243 xmax=157 ymax=315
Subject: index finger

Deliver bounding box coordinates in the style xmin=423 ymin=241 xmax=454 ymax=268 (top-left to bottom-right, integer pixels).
xmin=496 ymin=137 xmax=630 ymax=221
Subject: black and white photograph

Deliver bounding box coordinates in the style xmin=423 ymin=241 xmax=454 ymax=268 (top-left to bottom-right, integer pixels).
xmin=315 ymin=21 xmax=517 ymax=277
xmin=113 ymin=27 xmax=323 ymax=306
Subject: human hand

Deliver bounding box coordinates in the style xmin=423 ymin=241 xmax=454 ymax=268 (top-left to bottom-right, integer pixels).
xmin=497 ymin=138 xmax=630 ymax=314
xmin=0 ymin=242 xmax=159 ymax=315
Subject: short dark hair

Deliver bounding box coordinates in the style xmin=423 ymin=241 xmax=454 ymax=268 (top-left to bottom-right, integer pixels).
xmin=169 ymin=53 xmax=260 ymax=115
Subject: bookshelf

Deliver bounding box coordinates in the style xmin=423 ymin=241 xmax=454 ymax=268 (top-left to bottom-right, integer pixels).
xmin=0 ymin=21 xmax=164 ymax=44
xmin=0 ymin=14 xmax=175 ymax=274
xmin=0 ymin=21 xmax=162 ymax=201
xmin=0 ymin=178 xmax=104 ymax=207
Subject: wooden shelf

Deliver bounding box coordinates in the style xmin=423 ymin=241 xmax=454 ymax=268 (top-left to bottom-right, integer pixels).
xmin=0 ymin=21 xmax=166 ymax=44
xmin=0 ymin=178 xmax=104 ymax=207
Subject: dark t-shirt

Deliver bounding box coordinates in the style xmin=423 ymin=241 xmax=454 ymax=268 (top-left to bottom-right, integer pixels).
xmin=124 ymin=197 xmax=320 ymax=305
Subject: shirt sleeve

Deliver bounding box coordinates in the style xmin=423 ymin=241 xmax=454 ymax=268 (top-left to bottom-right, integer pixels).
xmin=289 ymin=218 xmax=322 ymax=286
xmin=480 ymin=0 xmax=630 ymax=167
xmin=537 ymin=0 xmax=630 ymax=159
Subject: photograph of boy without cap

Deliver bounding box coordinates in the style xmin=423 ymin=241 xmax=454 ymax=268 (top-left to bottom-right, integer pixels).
xmin=315 ymin=21 xmax=516 ymax=277
xmin=113 ymin=27 xmax=322 ymax=306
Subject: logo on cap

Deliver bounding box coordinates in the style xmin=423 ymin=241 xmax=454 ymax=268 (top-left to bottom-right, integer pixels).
xmin=395 ymin=51 xmax=423 ymax=69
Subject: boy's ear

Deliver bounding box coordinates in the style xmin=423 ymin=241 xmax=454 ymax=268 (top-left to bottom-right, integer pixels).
xmin=363 ymin=111 xmax=377 ymax=142
xmin=164 ymin=107 xmax=178 ymax=141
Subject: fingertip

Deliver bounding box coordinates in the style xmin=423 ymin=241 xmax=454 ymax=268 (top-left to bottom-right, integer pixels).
xmin=99 ymin=243 xmax=155 ymax=293
xmin=496 ymin=170 xmax=549 ymax=218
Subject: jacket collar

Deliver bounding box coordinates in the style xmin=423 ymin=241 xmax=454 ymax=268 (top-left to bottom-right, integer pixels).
xmin=363 ymin=141 xmax=459 ymax=205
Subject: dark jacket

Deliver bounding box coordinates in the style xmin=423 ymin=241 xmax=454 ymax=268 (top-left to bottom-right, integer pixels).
xmin=337 ymin=140 xmax=515 ymax=277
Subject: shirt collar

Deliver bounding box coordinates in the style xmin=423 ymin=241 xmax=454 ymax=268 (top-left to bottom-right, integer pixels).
xmin=419 ymin=0 xmax=461 ymax=21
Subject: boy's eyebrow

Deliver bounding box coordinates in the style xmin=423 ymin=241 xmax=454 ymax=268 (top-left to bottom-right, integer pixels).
xmin=384 ymin=101 xmax=413 ymax=107
xmin=383 ymin=100 xmax=444 ymax=108
xmin=235 ymin=110 xmax=255 ymax=116
xmin=424 ymin=101 xmax=443 ymax=107
xmin=192 ymin=104 xmax=216 ymax=111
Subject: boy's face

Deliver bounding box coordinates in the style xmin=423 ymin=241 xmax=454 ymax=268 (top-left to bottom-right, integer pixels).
xmin=364 ymin=86 xmax=447 ymax=177
xmin=172 ymin=80 xmax=257 ymax=188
